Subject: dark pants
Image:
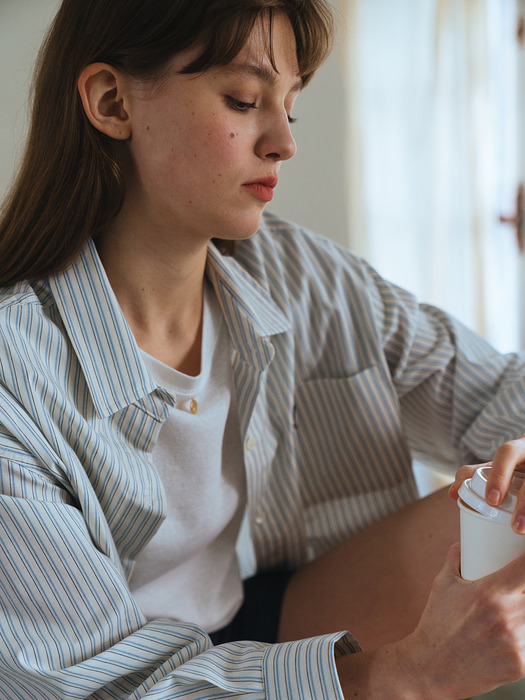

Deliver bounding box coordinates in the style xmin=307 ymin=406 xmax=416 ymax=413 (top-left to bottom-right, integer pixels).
xmin=209 ymin=570 xmax=292 ymax=645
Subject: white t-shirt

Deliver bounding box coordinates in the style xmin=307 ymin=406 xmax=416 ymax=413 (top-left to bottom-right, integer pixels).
xmin=130 ymin=284 xmax=246 ymax=632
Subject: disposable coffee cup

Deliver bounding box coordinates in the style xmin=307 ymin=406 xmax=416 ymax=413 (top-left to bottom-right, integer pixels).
xmin=458 ymin=466 xmax=525 ymax=580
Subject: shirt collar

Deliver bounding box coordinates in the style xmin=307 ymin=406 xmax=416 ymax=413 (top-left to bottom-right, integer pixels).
xmin=206 ymin=243 xmax=291 ymax=370
xmin=48 ymin=239 xmax=157 ymax=418
xmin=49 ymin=239 xmax=290 ymax=416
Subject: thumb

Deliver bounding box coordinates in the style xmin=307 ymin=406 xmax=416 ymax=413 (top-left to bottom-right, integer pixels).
xmin=449 ymin=464 xmax=487 ymax=501
xmin=442 ymin=542 xmax=461 ymax=577
xmin=482 ymin=549 xmax=525 ymax=592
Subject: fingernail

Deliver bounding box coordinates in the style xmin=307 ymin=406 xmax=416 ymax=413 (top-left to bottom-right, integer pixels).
xmin=487 ymin=489 xmax=500 ymax=506
xmin=514 ymin=516 xmax=525 ymax=534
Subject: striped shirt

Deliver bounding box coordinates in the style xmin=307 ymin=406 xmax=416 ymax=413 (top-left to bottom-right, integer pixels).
xmin=1 ymin=211 xmax=525 ymax=698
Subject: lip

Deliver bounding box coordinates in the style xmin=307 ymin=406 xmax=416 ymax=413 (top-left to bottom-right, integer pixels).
xmin=242 ymin=176 xmax=279 ymax=203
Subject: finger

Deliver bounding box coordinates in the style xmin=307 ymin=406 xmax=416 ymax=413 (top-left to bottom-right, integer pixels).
xmin=482 ymin=548 xmax=525 ymax=592
xmin=441 ymin=541 xmax=461 ymax=577
xmin=511 ymin=476 xmax=525 ymax=535
xmin=485 ymin=437 xmax=525 ymax=510
xmin=448 ymin=464 xmax=486 ymax=501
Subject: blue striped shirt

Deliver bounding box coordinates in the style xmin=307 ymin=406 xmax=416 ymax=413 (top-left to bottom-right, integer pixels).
xmin=1 ymin=212 xmax=525 ymax=698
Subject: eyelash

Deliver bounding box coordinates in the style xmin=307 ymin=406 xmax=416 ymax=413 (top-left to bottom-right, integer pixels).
xmin=225 ymin=96 xmax=297 ymax=124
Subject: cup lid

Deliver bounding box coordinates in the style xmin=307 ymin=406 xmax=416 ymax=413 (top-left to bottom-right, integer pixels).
xmin=458 ymin=466 xmax=525 ymax=525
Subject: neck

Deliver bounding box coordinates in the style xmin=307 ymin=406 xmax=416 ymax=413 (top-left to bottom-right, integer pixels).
xmin=96 ymin=222 xmax=208 ymax=375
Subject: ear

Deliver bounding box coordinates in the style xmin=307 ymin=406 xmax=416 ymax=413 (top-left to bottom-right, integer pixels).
xmin=78 ymin=63 xmax=132 ymax=140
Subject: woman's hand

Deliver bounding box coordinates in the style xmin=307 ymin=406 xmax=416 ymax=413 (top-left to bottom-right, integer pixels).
xmin=449 ymin=436 xmax=525 ymax=533
xmin=337 ymin=544 xmax=525 ymax=699
xmin=400 ymin=543 xmax=525 ymax=698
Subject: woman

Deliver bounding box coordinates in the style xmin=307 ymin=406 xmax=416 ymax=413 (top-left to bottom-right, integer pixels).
xmin=2 ymin=1 xmax=525 ymax=698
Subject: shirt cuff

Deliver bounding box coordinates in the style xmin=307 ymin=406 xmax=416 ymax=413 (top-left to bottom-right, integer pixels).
xmin=263 ymin=631 xmax=362 ymax=700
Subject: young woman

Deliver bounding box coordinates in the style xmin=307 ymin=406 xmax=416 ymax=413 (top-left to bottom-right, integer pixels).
xmin=2 ymin=1 xmax=525 ymax=698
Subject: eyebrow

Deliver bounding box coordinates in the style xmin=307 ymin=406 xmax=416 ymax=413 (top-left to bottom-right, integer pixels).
xmin=220 ymin=62 xmax=304 ymax=94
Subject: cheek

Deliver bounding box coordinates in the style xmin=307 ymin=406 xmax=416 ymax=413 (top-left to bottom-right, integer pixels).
xmin=198 ymin=115 xmax=250 ymax=167
xmin=133 ymin=111 xmax=249 ymax=186
xmin=174 ymin=138 xmax=245 ymax=191
xmin=207 ymin=136 xmax=241 ymax=171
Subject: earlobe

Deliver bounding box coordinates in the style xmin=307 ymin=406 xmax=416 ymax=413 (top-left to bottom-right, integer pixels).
xmin=78 ymin=63 xmax=131 ymax=140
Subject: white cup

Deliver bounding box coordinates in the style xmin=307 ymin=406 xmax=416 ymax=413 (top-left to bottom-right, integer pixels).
xmin=458 ymin=466 xmax=525 ymax=580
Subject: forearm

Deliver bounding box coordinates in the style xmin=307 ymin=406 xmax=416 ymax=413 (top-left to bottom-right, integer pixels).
xmin=335 ymin=644 xmax=428 ymax=700
xmin=279 ymin=486 xmax=459 ymax=650
xmin=282 ymin=486 xmax=525 ymax=699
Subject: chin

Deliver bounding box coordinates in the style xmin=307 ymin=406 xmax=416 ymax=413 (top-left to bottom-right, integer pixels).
xmin=218 ymin=214 xmax=264 ymax=241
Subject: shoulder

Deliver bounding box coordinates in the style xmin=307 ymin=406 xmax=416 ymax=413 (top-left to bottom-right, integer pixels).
xmin=254 ymin=211 xmax=353 ymax=259
xmin=0 ymin=278 xmax=52 ymax=322
xmin=235 ymin=211 xmax=392 ymax=306
xmin=234 ymin=213 xmax=426 ymax=344
xmin=0 ymin=272 xmax=54 ymax=308
xmin=0 ymin=278 xmax=58 ymax=361
xmin=237 ymin=212 xmax=368 ymax=284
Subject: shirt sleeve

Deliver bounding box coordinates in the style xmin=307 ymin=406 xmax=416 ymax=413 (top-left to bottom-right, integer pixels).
xmin=0 ymin=456 xmax=359 ymax=699
xmin=361 ymin=257 xmax=525 ymax=469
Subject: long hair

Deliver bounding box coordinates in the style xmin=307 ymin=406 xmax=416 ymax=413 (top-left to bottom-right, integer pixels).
xmin=0 ymin=0 xmax=334 ymax=286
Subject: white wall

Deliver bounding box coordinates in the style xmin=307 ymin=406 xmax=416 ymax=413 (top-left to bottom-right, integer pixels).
xmin=0 ymin=0 xmax=348 ymax=247
xmin=0 ymin=0 xmax=61 ymax=196
xmin=270 ymin=38 xmax=349 ymax=246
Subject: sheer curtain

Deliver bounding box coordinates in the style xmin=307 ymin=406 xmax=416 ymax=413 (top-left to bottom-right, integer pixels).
xmin=341 ymin=0 xmax=520 ymax=353
xmin=341 ymin=13 xmax=525 ymax=698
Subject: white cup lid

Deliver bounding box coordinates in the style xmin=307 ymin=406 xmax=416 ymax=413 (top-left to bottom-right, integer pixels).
xmin=458 ymin=466 xmax=525 ymax=525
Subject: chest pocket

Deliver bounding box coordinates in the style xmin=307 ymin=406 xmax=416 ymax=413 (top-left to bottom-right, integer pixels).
xmin=294 ymin=365 xmax=413 ymax=509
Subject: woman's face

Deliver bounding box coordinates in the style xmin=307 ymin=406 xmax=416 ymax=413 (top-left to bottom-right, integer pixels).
xmin=120 ymin=13 xmax=301 ymax=247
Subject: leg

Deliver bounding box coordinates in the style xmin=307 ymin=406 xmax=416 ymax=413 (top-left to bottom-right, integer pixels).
xmin=278 ymin=486 xmax=459 ymax=649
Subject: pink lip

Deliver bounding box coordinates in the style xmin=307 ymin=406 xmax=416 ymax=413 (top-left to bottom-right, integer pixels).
xmin=242 ymin=176 xmax=278 ymax=203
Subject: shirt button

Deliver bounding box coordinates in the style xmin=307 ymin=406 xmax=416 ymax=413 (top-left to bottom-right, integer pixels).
xmin=255 ymin=513 xmax=265 ymax=526
xmin=245 ymin=436 xmax=257 ymax=451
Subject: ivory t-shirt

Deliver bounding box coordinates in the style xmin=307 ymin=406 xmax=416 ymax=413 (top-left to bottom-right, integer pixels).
xmin=130 ymin=284 xmax=246 ymax=632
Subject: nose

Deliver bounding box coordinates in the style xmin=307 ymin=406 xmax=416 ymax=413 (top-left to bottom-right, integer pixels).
xmin=255 ymin=112 xmax=297 ymax=162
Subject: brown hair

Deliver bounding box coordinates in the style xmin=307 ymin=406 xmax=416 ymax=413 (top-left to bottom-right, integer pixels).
xmin=0 ymin=0 xmax=334 ymax=286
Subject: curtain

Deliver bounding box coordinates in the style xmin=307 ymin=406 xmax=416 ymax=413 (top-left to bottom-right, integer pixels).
xmin=340 ymin=0 xmax=521 ymax=353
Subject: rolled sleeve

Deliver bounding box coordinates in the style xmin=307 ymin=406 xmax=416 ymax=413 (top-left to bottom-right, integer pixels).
xmin=155 ymin=633 xmax=360 ymax=699
xmin=263 ymin=632 xmax=361 ymax=700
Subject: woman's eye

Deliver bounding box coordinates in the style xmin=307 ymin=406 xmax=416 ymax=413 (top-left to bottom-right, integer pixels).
xmin=225 ymin=96 xmax=297 ymax=125
xmin=226 ymin=96 xmax=257 ymax=112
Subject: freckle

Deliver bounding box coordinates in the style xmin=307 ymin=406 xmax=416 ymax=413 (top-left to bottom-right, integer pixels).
xmin=229 ymin=132 xmax=235 ymax=138
xmin=146 ymin=126 xmax=150 ymax=131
